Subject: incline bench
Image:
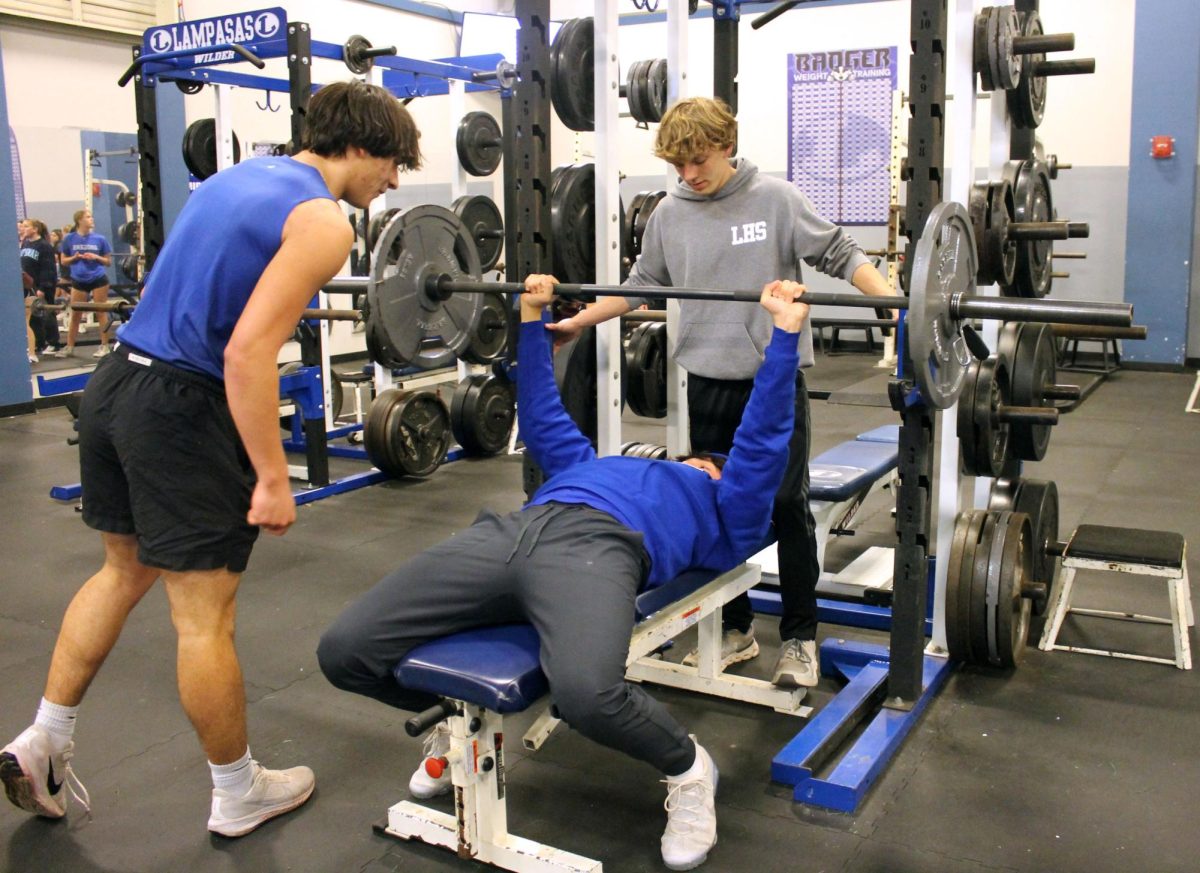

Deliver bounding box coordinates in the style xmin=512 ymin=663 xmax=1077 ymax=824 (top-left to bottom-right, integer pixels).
xmin=379 ymin=560 xmax=812 ymax=872
xmin=750 ymin=426 xmax=900 ymax=602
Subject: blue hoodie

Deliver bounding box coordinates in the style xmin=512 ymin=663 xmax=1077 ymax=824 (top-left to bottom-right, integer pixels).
xmin=519 ymin=317 xmax=797 ymax=587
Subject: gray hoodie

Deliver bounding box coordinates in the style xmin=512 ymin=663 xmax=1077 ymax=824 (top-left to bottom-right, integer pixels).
xmin=624 ymin=157 xmax=870 ymax=378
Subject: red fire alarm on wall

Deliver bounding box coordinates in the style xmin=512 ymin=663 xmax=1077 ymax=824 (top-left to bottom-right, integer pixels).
xmin=1150 ymin=135 xmax=1175 ymax=159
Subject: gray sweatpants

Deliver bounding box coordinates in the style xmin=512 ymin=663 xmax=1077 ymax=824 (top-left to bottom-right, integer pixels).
xmin=318 ymin=502 xmax=696 ymax=776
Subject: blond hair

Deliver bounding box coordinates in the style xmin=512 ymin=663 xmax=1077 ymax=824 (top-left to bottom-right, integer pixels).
xmin=653 ymin=97 xmax=737 ymax=165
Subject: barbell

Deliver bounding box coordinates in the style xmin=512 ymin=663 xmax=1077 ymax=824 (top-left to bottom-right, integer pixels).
xmin=347 ymin=201 xmax=1132 ymax=410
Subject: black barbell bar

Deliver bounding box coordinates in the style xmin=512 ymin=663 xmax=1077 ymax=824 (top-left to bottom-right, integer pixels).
xmin=1007 ymin=221 xmax=1090 ymax=241
xmin=426 ymin=275 xmax=1134 ymax=330
xmin=1032 ymin=58 xmax=1096 ymax=77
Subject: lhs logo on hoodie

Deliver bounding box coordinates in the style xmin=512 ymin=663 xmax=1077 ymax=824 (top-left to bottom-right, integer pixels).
xmin=731 ymin=221 xmax=767 ymax=246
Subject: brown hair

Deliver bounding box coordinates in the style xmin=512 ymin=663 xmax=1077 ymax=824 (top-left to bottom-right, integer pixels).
xmin=675 ymin=451 xmax=728 ymax=472
xmin=72 ymin=209 xmax=89 ymax=230
xmin=301 ymin=79 xmax=422 ymax=170
xmin=27 ymin=219 xmax=49 ymax=239
xmin=653 ymin=97 xmax=737 ymax=166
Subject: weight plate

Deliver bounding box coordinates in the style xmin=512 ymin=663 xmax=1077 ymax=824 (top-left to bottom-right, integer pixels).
xmin=626 ymin=191 xmax=651 ymax=261
xmin=1008 ymin=11 xmax=1047 ymax=129
xmin=461 ymin=291 xmax=511 ymax=365
xmin=634 ymin=190 xmax=667 ymax=261
xmin=368 ymin=208 xmax=402 ymax=252
xmin=554 ymin=327 xmax=598 ymax=442
xmin=1013 ymin=161 xmax=1054 ymax=298
xmin=118 ymin=221 xmax=140 ymax=246
xmin=639 ymin=321 xmax=668 ymax=418
xmin=366 ymin=205 xmax=483 ymax=371
xmin=973 ymin=6 xmax=999 ymax=91
xmin=645 ymin=58 xmax=668 ymax=122
xmin=386 ymin=389 xmax=451 ymax=477
xmin=985 ymin=510 xmax=1034 ymax=668
xmin=550 ymin=17 xmax=594 ymax=132
xmin=946 ymin=508 xmax=989 ymax=663
xmin=450 ymin=373 xmax=515 ymax=456
xmin=959 ymin=356 xmax=1011 ymax=478
xmin=456 ymin=111 xmax=503 ymax=177
xmin=452 ymin=194 xmax=504 ymax=272
xmin=1009 ymin=322 xmax=1056 ymax=460
xmin=992 ymin=6 xmax=1022 ymax=91
xmin=625 ymin=323 xmax=655 ymax=418
xmin=278 ymin=361 xmax=304 ymax=430
xmin=118 ymin=254 xmax=140 ymax=282
xmin=1012 ymin=478 xmax=1058 ymax=615
xmin=343 ymin=34 xmax=379 ymax=74
xmin=551 ymin=163 xmax=596 ymax=284
xmin=182 ymin=118 xmax=241 ymax=181
xmin=906 ymin=201 xmax=978 ymax=409
xmin=988 ymin=477 xmax=1019 ymax=513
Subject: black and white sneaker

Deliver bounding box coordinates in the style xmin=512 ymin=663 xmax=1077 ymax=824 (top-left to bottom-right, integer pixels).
xmin=0 ymin=725 xmax=88 ymax=819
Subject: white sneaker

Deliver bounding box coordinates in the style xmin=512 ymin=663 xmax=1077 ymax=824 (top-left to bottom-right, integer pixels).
xmin=772 ymin=639 xmax=820 ymax=688
xmin=408 ymin=721 xmax=452 ymax=799
xmin=661 ymin=740 xmax=718 ymax=871
xmin=207 ymin=761 xmax=315 ymax=837
xmin=0 ymin=724 xmax=89 ymax=819
xmin=92 ymin=344 xmax=111 ymax=359
xmin=27 ymin=353 xmax=38 ymax=364
xmin=681 ymin=626 xmax=759 ymax=669
xmin=54 ymin=348 xmax=73 ymax=358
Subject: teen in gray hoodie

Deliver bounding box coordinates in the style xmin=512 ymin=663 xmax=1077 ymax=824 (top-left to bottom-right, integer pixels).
xmin=546 ymin=96 xmax=895 ymax=688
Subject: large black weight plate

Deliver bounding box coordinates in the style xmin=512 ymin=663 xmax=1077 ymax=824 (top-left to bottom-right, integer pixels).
xmin=372 ymin=388 xmax=450 ymax=477
xmin=182 ymin=118 xmax=241 ymax=181
xmin=974 ymin=5 xmax=1022 ymax=92
xmin=450 ymin=373 xmax=515 ymax=456
xmin=118 ymin=254 xmax=140 ymax=282
xmin=946 ymin=509 xmax=989 ymax=664
xmin=1012 ymin=478 xmax=1058 ymax=615
xmin=550 ymin=17 xmax=594 ymax=132
xmin=969 ymin=180 xmax=1016 ymax=288
xmin=456 ymin=111 xmax=502 ymax=177
xmin=343 ymin=34 xmax=376 ymax=74
xmin=368 ymin=208 xmax=402 ymax=252
xmin=625 ymin=322 xmax=668 ymax=419
xmin=1009 ymin=322 xmax=1056 ymax=460
xmin=625 ymin=191 xmax=650 ymax=262
xmin=959 ymin=356 xmax=1011 ymax=478
xmin=644 ymin=58 xmax=668 ymax=122
xmin=907 ymin=202 xmax=977 ymax=409
xmin=1008 ymin=11 xmax=1047 ymax=129
xmin=118 ymin=221 xmax=140 ymax=246
xmin=984 ymin=510 xmax=1033 ymax=668
xmin=551 ymin=163 xmax=596 ymax=284
xmin=461 ymin=292 xmax=511 ymax=365
xmin=452 ymin=195 xmax=504 ymax=272
xmin=1012 ymin=161 xmax=1054 ymax=298
xmin=366 ymin=205 xmax=483 ymax=371
xmin=633 ymin=190 xmax=667 ymax=261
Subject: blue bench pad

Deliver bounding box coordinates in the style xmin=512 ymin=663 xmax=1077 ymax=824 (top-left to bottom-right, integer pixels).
xmin=395 ymin=624 xmax=547 ymax=714
xmin=855 ymin=424 xmax=900 ymax=444
xmin=809 ymin=440 xmax=898 ymax=503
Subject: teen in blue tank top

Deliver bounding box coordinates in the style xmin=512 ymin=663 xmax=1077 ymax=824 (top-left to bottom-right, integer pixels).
xmin=0 ymin=80 xmax=424 ymax=840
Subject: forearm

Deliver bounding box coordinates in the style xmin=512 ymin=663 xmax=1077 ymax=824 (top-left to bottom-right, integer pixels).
xmin=851 ymin=262 xmax=894 ymax=298
xmin=224 ymin=349 xmax=290 ymax=487
xmin=568 ymin=295 xmax=632 ymax=329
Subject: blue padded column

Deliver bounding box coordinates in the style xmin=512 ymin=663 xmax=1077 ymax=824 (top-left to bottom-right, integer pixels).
xmin=0 ymin=40 xmax=34 ymax=412
xmin=1123 ymin=0 xmax=1200 ymax=364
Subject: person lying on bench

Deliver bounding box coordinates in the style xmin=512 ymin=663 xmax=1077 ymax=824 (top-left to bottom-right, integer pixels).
xmin=317 ymin=276 xmax=809 ymax=871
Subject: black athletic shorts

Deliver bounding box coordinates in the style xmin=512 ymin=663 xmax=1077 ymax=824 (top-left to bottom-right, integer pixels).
xmin=71 ymin=276 xmax=109 ymax=294
xmin=77 ymin=344 xmax=259 ymax=573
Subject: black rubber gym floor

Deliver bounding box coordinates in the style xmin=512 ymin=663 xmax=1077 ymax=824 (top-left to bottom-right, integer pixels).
xmin=1 ymin=349 xmax=1197 ymax=873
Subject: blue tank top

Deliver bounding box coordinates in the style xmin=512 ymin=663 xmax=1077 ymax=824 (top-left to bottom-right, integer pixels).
xmin=119 ymin=156 xmax=335 ymax=380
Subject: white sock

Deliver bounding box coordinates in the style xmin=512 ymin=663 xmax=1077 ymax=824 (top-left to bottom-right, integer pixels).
xmin=209 ymin=748 xmax=255 ymax=796
xmin=667 ymin=743 xmax=707 ymax=783
xmin=34 ymin=698 xmax=78 ymax=748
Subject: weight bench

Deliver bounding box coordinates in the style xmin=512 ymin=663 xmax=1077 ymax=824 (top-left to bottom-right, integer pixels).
xmin=380 ymin=561 xmax=811 ymax=871
xmin=749 ymin=431 xmax=900 ymax=602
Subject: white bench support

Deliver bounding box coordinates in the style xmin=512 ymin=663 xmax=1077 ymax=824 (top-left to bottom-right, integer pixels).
xmin=523 ymin=563 xmax=811 ymax=752
xmin=385 ymin=703 xmax=602 ymax=872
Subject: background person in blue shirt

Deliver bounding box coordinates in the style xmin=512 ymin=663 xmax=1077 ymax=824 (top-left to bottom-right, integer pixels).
xmin=59 ymin=209 xmax=113 ymax=358
xmin=318 ymin=277 xmax=809 ymax=871
xmin=1 ymin=80 xmax=422 ymax=840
